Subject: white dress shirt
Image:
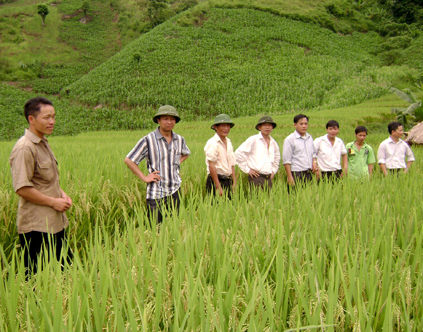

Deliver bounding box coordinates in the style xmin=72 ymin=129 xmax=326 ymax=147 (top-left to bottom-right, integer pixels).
xmin=377 ymin=137 xmax=415 ymax=169
xmin=204 ymin=133 xmax=236 ymax=176
xmin=235 ymin=132 xmax=281 ymax=175
xmin=314 ymin=135 xmax=347 ymax=171
xmin=282 ymin=131 xmax=316 ymax=172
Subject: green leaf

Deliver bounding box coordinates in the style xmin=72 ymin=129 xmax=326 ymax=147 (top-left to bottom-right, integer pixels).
xmin=389 ymin=87 xmax=416 ymax=104
xmin=414 ymin=106 xmax=423 ymax=121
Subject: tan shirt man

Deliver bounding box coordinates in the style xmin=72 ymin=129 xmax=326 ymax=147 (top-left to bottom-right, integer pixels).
xmin=10 ymin=129 xmax=69 ymax=234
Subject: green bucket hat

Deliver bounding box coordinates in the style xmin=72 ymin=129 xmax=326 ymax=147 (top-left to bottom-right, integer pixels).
xmin=255 ymin=115 xmax=277 ymax=130
xmin=153 ymin=105 xmax=181 ymax=123
xmin=211 ymin=114 xmax=235 ymax=130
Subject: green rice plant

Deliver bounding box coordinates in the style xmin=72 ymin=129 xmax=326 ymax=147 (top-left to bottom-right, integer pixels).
xmin=1 ymin=94 xmax=422 ymax=330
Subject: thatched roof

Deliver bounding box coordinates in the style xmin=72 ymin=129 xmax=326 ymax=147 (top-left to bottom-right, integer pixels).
xmin=405 ymin=122 xmax=423 ymax=145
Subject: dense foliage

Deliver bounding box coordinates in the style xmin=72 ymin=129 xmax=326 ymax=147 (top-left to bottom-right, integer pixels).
xmin=65 ymin=8 xmax=420 ymax=119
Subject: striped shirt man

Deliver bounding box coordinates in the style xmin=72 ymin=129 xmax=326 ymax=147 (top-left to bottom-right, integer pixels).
xmin=126 ymin=128 xmax=190 ymax=200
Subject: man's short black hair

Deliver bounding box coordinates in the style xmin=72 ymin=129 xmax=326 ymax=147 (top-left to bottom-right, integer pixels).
xmin=326 ymin=120 xmax=339 ymax=129
xmin=388 ymin=122 xmax=402 ymax=135
xmin=293 ymin=114 xmax=309 ymax=124
xmin=355 ymin=126 xmax=368 ymax=135
xmin=24 ymin=97 xmax=53 ymax=123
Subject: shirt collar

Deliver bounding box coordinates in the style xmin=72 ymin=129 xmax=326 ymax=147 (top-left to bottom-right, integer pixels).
xmin=323 ymin=134 xmax=337 ymax=145
xmin=25 ymin=128 xmax=44 ymax=144
xmin=155 ymin=127 xmax=175 ymax=140
xmin=258 ymin=131 xmax=274 ymax=142
xmin=387 ymin=136 xmax=403 ymax=144
xmin=213 ymin=133 xmax=229 ymax=144
xmin=294 ymin=130 xmax=310 ymax=140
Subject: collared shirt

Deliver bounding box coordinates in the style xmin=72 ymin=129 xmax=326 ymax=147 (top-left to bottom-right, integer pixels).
xmin=282 ymin=131 xmax=316 ymax=172
xmin=346 ymin=141 xmax=375 ymax=179
xmin=126 ymin=128 xmax=190 ymax=200
xmin=377 ymin=137 xmax=415 ymax=169
xmin=9 ymin=129 xmax=68 ymax=234
xmin=314 ymin=135 xmax=347 ymax=172
xmin=235 ymin=132 xmax=280 ymax=175
xmin=204 ymin=133 xmax=236 ymax=176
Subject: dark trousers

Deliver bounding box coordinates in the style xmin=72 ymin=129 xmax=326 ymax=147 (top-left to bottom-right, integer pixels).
xmin=288 ymin=170 xmax=314 ymax=194
xmin=388 ymin=168 xmax=403 ymax=174
xmin=146 ymin=189 xmax=181 ymax=225
xmin=19 ymin=229 xmax=73 ymax=277
xmin=206 ymin=174 xmax=233 ymax=199
xmin=248 ymin=174 xmax=272 ymax=190
xmin=320 ymin=170 xmax=342 ymax=182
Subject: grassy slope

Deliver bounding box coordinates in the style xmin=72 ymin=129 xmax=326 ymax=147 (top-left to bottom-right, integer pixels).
xmin=65 ymin=7 xmax=420 ymax=117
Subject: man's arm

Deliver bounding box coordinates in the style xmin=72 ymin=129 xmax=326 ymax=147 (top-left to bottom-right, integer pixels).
xmin=124 ymin=157 xmax=160 ymax=183
xmin=231 ymin=165 xmax=237 ymax=190
xmin=404 ymin=160 xmax=413 ymax=173
xmin=368 ymin=164 xmax=374 ymax=179
xmin=284 ymin=164 xmax=295 ymax=186
xmin=377 ymin=143 xmax=387 ymax=176
xmin=208 ymin=161 xmax=223 ymax=196
xmin=341 ymin=154 xmax=348 ymax=177
xmin=179 ymin=155 xmax=189 ymax=164
xmin=379 ymin=163 xmax=388 ymax=176
xmin=16 ymin=187 xmax=71 ymax=212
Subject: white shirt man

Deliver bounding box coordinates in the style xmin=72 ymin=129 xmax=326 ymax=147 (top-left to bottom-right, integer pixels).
xmin=378 ymin=122 xmax=414 ymax=175
xmin=235 ymin=116 xmax=280 ymax=189
xmin=313 ymin=120 xmax=347 ymax=180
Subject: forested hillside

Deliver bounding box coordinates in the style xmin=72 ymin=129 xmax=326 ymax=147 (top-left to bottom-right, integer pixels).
xmin=0 ymin=0 xmax=422 ymax=140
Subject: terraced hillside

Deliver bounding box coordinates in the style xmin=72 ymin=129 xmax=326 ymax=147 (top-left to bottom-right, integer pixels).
xmin=65 ymin=7 xmax=420 ymax=119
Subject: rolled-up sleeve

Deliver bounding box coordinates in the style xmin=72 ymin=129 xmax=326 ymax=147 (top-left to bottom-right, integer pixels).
xmin=282 ymin=138 xmax=293 ymax=165
xmin=272 ymin=143 xmax=281 ymax=174
xmin=127 ymin=137 xmax=148 ymax=165
xmin=406 ymin=144 xmax=415 ymax=162
xmin=10 ymin=147 xmax=35 ymax=192
xmin=181 ymin=138 xmax=191 ymax=156
xmin=377 ymin=143 xmax=386 ymax=164
xmin=235 ymin=139 xmax=252 ymax=173
xmin=204 ymin=141 xmax=218 ymax=162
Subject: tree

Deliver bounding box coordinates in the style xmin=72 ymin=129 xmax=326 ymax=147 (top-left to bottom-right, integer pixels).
xmin=37 ymin=3 xmax=49 ymax=27
xmin=81 ymin=1 xmax=90 ymax=18
xmin=390 ymin=85 xmax=423 ymax=126
xmin=147 ymin=0 xmax=168 ymax=27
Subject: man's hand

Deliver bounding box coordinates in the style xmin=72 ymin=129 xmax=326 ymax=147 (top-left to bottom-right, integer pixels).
xmin=248 ymin=169 xmax=260 ymax=178
xmin=287 ymin=175 xmax=295 ymax=186
xmin=144 ymin=170 xmax=161 ymax=183
xmin=51 ymin=198 xmax=72 ymax=212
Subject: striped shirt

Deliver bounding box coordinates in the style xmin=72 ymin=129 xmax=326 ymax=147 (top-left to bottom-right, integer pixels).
xmin=126 ymin=128 xmax=190 ymax=199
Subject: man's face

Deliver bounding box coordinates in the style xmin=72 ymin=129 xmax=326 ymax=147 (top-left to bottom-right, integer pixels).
xmin=258 ymin=123 xmax=274 ymax=136
xmin=355 ymin=131 xmax=367 ymax=143
xmin=157 ymin=115 xmax=176 ymax=132
xmin=326 ymin=126 xmax=339 ymax=139
xmin=391 ymin=125 xmax=404 ymax=139
xmin=29 ymin=104 xmax=56 ymax=138
xmin=213 ymin=123 xmax=231 ymax=138
xmin=294 ymin=118 xmax=308 ymax=136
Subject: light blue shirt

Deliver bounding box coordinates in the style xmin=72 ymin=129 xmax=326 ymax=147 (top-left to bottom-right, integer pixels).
xmin=282 ymin=131 xmax=316 ymax=172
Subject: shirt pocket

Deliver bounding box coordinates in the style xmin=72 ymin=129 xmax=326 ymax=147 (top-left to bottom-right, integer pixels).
xmin=36 ymin=159 xmax=54 ymax=182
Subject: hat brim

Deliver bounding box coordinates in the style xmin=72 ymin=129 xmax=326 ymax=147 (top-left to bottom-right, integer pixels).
xmin=211 ymin=122 xmax=235 ymax=130
xmin=255 ymin=122 xmax=277 ymax=130
xmin=153 ymin=115 xmax=181 ymax=123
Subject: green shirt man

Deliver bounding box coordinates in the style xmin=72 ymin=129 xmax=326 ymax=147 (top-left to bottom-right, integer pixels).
xmin=345 ymin=126 xmax=375 ymax=179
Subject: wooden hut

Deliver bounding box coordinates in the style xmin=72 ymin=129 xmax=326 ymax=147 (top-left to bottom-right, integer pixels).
xmin=405 ymin=122 xmax=423 ymax=145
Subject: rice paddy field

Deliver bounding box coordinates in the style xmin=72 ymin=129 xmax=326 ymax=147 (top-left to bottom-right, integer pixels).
xmin=0 ymin=94 xmax=422 ymax=331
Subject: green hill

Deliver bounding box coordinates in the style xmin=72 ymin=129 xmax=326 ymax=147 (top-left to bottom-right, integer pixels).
xmin=0 ymin=0 xmax=422 ymax=141
xmin=65 ymin=6 xmax=420 ymax=119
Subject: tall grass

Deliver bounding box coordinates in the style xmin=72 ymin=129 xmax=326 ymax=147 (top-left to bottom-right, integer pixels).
xmin=1 ymin=96 xmax=422 ymax=330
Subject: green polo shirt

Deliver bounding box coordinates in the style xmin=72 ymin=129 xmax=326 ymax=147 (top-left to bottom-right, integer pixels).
xmin=345 ymin=141 xmax=375 ymax=179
